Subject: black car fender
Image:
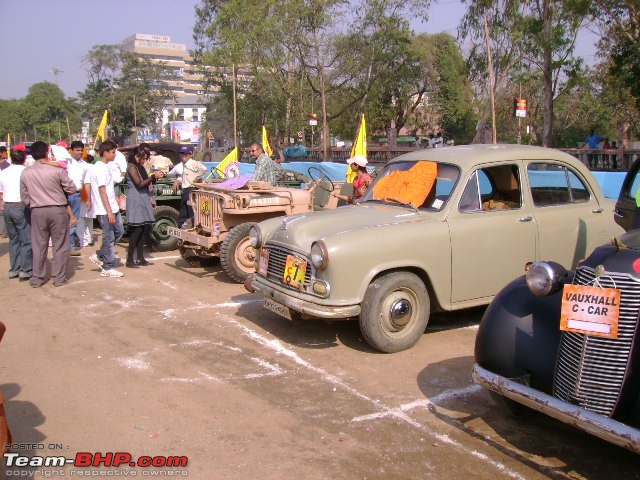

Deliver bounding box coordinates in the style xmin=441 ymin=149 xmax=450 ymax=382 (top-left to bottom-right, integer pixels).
xmin=474 ymin=273 xmax=573 ymax=394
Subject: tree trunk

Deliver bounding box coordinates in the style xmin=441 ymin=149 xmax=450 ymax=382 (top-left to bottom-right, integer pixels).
xmin=542 ymin=0 xmax=554 ymax=147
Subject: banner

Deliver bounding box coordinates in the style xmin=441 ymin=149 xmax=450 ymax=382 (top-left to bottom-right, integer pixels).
xmin=95 ymin=110 xmax=109 ymax=147
xmin=348 ymin=114 xmax=367 ymax=182
xmin=214 ymin=147 xmax=240 ymax=178
xmin=169 ymin=121 xmax=202 ymax=143
xmin=262 ymin=126 xmax=273 ymax=156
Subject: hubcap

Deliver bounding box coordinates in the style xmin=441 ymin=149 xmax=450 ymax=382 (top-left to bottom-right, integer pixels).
xmin=389 ymin=298 xmax=412 ymax=328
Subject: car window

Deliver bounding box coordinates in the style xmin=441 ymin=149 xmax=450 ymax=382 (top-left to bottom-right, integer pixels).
xmin=629 ymin=170 xmax=640 ymax=200
xmin=459 ymin=164 xmax=522 ymax=212
xmin=361 ymin=160 xmax=460 ymax=210
xmin=527 ymin=162 xmax=591 ymax=206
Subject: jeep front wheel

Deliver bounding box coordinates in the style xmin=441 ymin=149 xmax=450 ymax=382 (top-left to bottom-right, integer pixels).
xmin=150 ymin=205 xmax=180 ymax=252
xmin=220 ymin=223 xmax=257 ymax=283
xmin=359 ymin=272 xmax=430 ymax=353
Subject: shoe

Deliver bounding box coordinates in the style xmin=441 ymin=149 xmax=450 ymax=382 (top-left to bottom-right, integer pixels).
xmin=8 ymin=272 xmax=19 ymax=279
xmin=19 ymin=276 xmax=30 ymax=282
xmin=136 ymin=259 xmax=151 ymax=266
xmin=30 ymin=282 xmax=42 ymax=288
xmin=126 ymin=261 xmax=139 ymax=268
xmin=53 ymin=278 xmax=68 ymax=287
xmin=100 ymin=268 xmax=124 ymax=278
xmin=89 ymin=254 xmax=103 ymax=268
xmin=70 ymin=249 xmax=82 ymax=257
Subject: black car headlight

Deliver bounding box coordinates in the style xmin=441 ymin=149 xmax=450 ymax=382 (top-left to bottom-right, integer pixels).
xmin=310 ymin=241 xmax=329 ymax=270
xmin=525 ymin=261 xmax=568 ymax=296
xmin=249 ymin=225 xmax=262 ymax=249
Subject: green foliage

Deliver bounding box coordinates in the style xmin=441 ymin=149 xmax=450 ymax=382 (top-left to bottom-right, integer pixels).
xmin=78 ymin=45 xmax=172 ymax=142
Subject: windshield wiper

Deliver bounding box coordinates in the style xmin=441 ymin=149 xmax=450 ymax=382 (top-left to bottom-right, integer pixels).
xmin=383 ymin=197 xmax=419 ymax=212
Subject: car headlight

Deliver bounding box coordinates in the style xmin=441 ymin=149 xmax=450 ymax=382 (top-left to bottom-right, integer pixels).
xmin=525 ymin=261 xmax=567 ymax=296
xmin=249 ymin=225 xmax=262 ymax=249
xmin=310 ymin=241 xmax=329 ymax=270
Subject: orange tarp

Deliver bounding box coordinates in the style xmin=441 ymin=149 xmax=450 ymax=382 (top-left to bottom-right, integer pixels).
xmin=373 ymin=162 xmax=437 ymax=207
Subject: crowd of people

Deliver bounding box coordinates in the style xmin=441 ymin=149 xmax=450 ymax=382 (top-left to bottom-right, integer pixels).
xmin=0 ymin=140 xmax=167 ymax=286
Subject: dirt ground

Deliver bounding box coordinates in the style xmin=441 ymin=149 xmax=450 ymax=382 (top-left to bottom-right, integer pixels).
xmin=0 ymin=234 xmax=639 ymax=480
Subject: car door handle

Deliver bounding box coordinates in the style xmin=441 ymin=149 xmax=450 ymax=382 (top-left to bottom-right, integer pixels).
xmin=614 ymin=210 xmax=624 ymax=218
xmin=519 ymin=216 xmax=533 ymax=222
xmin=592 ymin=208 xmax=604 ymax=213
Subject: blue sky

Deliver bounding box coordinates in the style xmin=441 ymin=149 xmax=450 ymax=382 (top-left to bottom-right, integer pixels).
xmin=0 ymin=0 xmax=599 ymax=100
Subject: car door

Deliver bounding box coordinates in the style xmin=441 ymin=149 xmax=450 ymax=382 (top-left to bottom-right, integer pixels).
xmin=525 ymin=160 xmax=604 ymax=269
xmin=614 ymin=157 xmax=640 ymax=231
xmin=449 ymin=162 xmax=537 ymax=304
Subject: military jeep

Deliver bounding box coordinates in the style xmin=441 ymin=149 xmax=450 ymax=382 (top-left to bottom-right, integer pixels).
xmin=168 ymin=167 xmax=345 ymax=283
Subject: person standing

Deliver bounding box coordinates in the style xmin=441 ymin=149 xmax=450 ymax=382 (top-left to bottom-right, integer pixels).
xmin=250 ymin=142 xmax=279 ymax=186
xmin=0 ymin=146 xmax=10 ymax=239
xmin=583 ymin=129 xmax=604 ymax=169
xmin=68 ymin=140 xmax=93 ymax=249
xmin=0 ymin=148 xmax=31 ymax=281
xmin=172 ymin=145 xmax=206 ymax=227
xmin=66 ymin=141 xmax=90 ymax=255
xmin=124 ymin=147 xmax=164 ymax=267
xmin=20 ymin=141 xmax=77 ymax=287
xmin=88 ymin=140 xmax=125 ymax=278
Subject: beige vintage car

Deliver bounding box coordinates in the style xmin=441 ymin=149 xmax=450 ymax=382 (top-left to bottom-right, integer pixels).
xmin=245 ymin=144 xmax=624 ymax=353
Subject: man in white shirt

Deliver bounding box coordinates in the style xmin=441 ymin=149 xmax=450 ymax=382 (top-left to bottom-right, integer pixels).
xmin=67 ymin=141 xmax=93 ymax=251
xmin=89 ymin=140 xmax=125 ymax=278
xmin=0 ymin=146 xmax=9 ymax=239
xmin=0 ymin=149 xmax=31 ymax=280
xmin=109 ymin=148 xmax=128 ymax=185
xmin=172 ymin=146 xmax=206 ymax=227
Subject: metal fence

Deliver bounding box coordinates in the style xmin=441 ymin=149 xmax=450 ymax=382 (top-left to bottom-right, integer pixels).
xmin=299 ymin=146 xmax=640 ymax=172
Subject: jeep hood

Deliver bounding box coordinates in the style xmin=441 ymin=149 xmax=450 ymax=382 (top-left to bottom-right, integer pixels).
xmin=265 ymin=203 xmax=433 ymax=247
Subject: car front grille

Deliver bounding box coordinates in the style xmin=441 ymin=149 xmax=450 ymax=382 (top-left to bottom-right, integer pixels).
xmin=261 ymin=244 xmax=312 ymax=290
xmin=192 ymin=191 xmax=222 ymax=230
xmin=553 ymin=266 xmax=640 ymax=416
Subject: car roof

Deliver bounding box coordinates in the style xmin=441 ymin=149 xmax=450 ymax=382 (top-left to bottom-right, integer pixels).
xmin=390 ymin=144 xmax=582 ymax=167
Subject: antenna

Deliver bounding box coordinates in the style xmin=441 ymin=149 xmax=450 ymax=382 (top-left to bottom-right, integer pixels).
xmin=50 ymin=67 xmax=64 ymax=86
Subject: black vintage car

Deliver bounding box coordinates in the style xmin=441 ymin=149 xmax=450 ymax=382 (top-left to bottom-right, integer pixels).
xmin=472 ymin=230 xmax=640 ymax=454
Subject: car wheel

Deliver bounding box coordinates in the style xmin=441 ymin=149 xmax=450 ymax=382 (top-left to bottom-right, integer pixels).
xmin=178 ymin=245 xmax=218 ymax=268
xmin=220 ymin=223 xmax=256 ymax=283
xmin=150 ymin=205 xmax=180 ymax=252
xmin=489 ymin=392 xmax=530 ymax=417
xmin=359 ymin=271 xmax=430 ymax=353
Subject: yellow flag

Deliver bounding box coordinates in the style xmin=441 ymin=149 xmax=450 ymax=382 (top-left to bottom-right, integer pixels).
xmin=6 ymin=132 xmax=10 ymax=149
xmin=95 ymin=110 xmax=109 ymax=147
xmin=262 ymin=125 xmax=273 ymax=157
xmin=348 ymin=114 xmax=367 ymax=182
xmin=214 ymin=147 xmax=240 ymax=178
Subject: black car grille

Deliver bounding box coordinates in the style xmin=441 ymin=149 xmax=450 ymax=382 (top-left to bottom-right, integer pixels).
xmin=261 ymin=244 xmax=312 ymax=290
xmin=553 ymin=266 xmax=640 ymax=416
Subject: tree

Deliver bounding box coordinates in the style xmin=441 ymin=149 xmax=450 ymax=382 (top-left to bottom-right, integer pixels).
xmin=23 ymin=82 xmax=82 ymax=142
xmin=79 ymin=45 xmax=173 ymax=142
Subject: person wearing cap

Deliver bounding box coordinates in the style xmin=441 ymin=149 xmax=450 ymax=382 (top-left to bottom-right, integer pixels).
xmin=172 ymin=145 xmax=206 ymax=227
xmin=333 ymin=155 xmax=373 ymax=204
xmin=250 ymin=142 xmax=280 ymax=186
xmin=0 ymin=148 xmax=31 ymax=280
xmin=20 ymin=141 xmax=77 ymax=287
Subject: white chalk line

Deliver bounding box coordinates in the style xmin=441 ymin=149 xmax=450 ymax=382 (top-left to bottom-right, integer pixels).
xmin=222 ymin=314 xmax=526 ymax=480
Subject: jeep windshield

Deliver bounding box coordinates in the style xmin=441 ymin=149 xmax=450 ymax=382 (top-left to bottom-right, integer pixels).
xmin=359 ymin=160 xmax=460 ymax=211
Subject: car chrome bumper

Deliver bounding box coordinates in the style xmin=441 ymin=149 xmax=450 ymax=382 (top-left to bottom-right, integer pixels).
xmin=472 ymin=364 xmax=640 ymax=454
xmin=245 ymin=276 xmax=361 ymax=320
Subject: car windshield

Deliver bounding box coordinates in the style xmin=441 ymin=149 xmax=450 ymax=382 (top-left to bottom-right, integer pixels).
xmin=359 ymin=160 xmax=460 ymax=210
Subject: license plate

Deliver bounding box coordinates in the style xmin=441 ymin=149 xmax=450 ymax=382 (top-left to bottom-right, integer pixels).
xmin=258 ymin=249 xmax=269 ymax=276
xmin=560 ymin=284 xmax=621 ymax=338
xmin=264 ymin=297 xmax=292 ymax=320
xmin=167 ymin=227 xmax=182 ymax=239
xmin=283 ymin=255 xmax=307 ymax=290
